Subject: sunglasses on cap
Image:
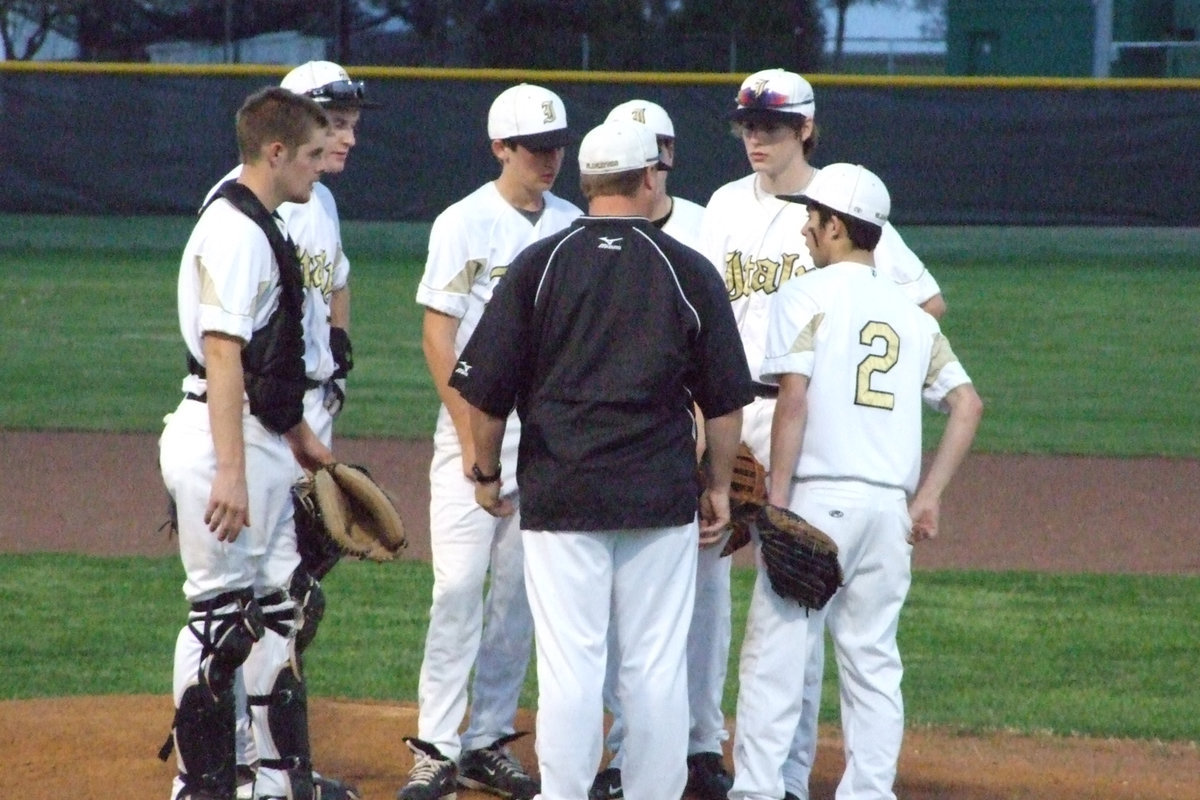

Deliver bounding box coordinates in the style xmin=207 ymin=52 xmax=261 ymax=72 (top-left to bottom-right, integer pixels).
xmin=736 ymin=85 xmax=793 ymax=110
xmin=308 ymin=79 xmax=368 ymax=103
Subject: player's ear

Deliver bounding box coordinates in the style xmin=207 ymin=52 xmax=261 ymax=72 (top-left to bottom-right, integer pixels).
xmin=263 ymin=140 xmax=287 ymax=166
xmin=642 ymin=166 xmax=656 ymax=192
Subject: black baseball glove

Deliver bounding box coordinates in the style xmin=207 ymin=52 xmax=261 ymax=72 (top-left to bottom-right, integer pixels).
xmin=757 ymin=504 xmax=843 ymax=610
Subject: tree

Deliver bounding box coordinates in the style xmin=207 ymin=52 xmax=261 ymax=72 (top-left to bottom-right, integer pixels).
xmin=0 ymin=0 xmax=80 ymax=60
xmin=669 ymin=0 xmax=824 ymax=73
xmin=71 ymin=1 xmax=344 ymax=62
xmin=363 ymin=0 xmax=490 ymax=64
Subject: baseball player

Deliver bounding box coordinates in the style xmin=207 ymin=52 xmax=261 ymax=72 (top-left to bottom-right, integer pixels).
xmin=590 ymin=99 xmax=731 ymax=800
xmin=399 ymin=83 xmax=582 ymax=800
xmin=158 ymin=87 xmax=343 ymax=800
xmin=449 ymin=119 xmax=755 ymax=800
xmin=730 ymin=163 xmax=984 ymax=800
xmin=202 ymin=60 xmax=376 ymax=800
xmin=696 ymin=68 xmax=946 ymax=800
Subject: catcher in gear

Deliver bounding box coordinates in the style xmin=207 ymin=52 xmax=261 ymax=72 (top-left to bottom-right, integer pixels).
xmin=295 ymin=463 xmax=407 ymax=580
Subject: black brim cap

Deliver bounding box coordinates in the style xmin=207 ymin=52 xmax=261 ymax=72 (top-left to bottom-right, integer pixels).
xmin=508 ymin=126 xmax=577 ymax=150
xmin=729 ymin=107 xmax=808 ymax=124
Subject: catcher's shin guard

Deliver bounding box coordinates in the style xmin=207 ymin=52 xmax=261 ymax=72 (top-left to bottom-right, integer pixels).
xmin=289 ymin=568 xmax=326 ymax=656
xmin=163 ymin=589 xmax=265 ymax=799
xmin=249 ymin=666 xmax=314 ymax=800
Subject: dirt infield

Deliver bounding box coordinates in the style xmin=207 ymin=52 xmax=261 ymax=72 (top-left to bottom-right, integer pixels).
xmin=1 ymin=431 xmax=1198 ymax=799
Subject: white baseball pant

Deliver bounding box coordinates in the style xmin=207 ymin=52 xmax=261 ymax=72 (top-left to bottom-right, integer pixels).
xmin=602 ymin=537 xmax=732 ymax=766
xmin=416 ymin=439 xmax=533 ymax=759
xmin=524 ymin=522 xmax=696 ymax=800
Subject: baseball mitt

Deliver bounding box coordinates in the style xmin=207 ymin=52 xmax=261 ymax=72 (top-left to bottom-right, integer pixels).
xmin=720 ymin=444 xmax=768 ymax=557
xmin=295 ymin=463 xmax=407 ymax=579
xmin=756 ymin=504 xmax=842 ymax=610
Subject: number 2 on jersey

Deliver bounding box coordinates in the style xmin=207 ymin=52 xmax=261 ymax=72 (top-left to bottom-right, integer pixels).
xmin=856 ymin=321 xmax=898 ymax=410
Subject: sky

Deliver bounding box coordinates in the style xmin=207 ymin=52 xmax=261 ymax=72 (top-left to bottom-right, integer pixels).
xmin=824 ymin=2 xmax=946 ymax=53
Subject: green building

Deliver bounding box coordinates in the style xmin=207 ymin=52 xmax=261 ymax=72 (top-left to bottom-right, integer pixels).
xmin=946 ymin=0 xmax=1200 ymax=77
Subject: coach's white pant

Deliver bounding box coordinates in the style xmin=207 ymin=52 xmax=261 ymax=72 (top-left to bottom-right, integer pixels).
xmin=524 ymin=523 xmax=697 ymax=800
xmin=731 ymin=481 xmax=912 ymax=800
xmin=602 ymin=539 xmax=732 ymax=766
xmin=160 ymin=399 xmax=301 ymax=799
xmin=416 ymin=438 xmax=533 ymax=759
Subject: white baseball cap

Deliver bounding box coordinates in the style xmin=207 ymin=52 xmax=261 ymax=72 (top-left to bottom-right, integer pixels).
xmin=731 ymin=68 xmax=815 ymax=122
xmin=280 ymin=60 xmax=380 ymax=108
xmin=605 ymin=99 xmax=675 ymax=139
xmin=488 ymin=83 xmax=574 ymax=149
xmin=780 ymin=163 xmax=890 ymax=227
xmin=578 ymin=120 xmax=661 ymax=175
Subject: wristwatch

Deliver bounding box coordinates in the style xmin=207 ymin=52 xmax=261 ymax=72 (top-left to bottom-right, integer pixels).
xmin=472 ymin=463 xmax=502 ymax=484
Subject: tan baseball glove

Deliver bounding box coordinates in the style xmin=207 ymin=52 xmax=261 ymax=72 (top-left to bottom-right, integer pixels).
xmin=295 ymin=463 xmax=407 ymax=579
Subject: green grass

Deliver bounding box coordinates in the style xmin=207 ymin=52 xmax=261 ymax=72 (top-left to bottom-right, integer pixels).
xmin=2 ymin=216 xmax=1200 ymax=455
xmin=3 ymin=216 xmax=1199 ymax=746
xmin=2 ymin=553 xmax=1196 ymax=742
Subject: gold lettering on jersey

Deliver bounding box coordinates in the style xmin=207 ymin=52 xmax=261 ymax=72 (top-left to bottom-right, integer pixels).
xmin=855 ymin=321 xmax=899 ymax=410
xmin=724 ymin=250 xmax=807 ymax=301
xmin=541 ymin=101 xmax=556 ymax=123
xmin=299 ymin=249 xmax=336 ymax=302
xmin=490 ymin=265 xmax=509 ymax=280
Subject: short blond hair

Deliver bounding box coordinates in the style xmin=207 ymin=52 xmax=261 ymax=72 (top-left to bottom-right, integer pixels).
xmin=580 ymin=169 xmax=645 ymax=201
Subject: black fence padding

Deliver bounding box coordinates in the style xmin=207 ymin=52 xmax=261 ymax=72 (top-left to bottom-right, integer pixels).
xmin=2 ymin=71 xmax=1198 ymax=226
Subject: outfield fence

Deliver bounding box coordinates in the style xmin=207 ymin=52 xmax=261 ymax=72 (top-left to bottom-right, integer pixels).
xmin=2 ymin=62 xmax=1199 ymax=225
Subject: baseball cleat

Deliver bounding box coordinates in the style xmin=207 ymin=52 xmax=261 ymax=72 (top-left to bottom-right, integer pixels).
xmin=684 ymin=751 xmax=733 ymax=800
xmin=397 ymin=737 xmax=458 ymax=800
xmin=456 ymin=732 xmax=538 ymax=799
xmin=588 ymin=766 xmax=623 ymax=799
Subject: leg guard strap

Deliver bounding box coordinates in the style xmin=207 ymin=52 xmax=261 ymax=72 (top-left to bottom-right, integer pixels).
xmin=188 ymin=589 xmax=264 ymax=695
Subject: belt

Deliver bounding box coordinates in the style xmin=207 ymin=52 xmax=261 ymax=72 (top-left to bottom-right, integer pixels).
xmin=751 ymin=382 xmax=779 ymax=399
xmin=188 ymin=378 xmax=318 ymax=403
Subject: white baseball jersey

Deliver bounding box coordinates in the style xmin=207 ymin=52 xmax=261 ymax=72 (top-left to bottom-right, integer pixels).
xmin=699 ymin=170 xmax=940 ymax=381
xmin=660 ymin=195 xmax=706 ymax=251
xmin=759 ymin=261 xmax=971 ymax=493
xmin=415 ymin=181 xmax=582 ymax=467
xmin=206 ymin=169 xmax=350 ymax=383
xmin=178 ymin=198 xmax=287 ymax=398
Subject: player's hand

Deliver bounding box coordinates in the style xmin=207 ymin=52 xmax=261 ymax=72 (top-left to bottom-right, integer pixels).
xmin=474 ymin=480 xmax=515 ymax=517
xmin=908 ymin=495 xmax=940 ymax=543
xmin=698 ymin=487 xmax=731 ymax=539
xmin=206 ymin=467 xmax=249 ymax=542
xmin=323 ymin=378 xmax=346 ymax=418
